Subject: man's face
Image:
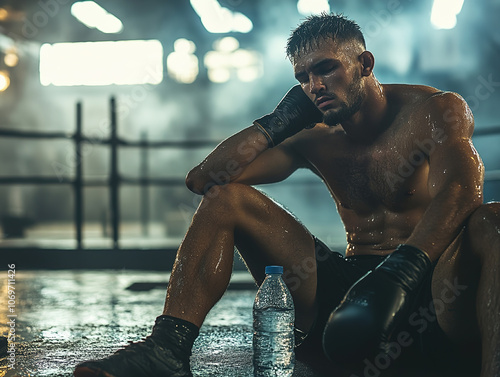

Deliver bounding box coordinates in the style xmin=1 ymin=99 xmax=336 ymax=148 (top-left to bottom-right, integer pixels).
xmin=293 ymin=38 xmax=365 ymax=126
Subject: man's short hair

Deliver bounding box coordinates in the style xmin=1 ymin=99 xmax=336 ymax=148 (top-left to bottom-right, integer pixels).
xmin=286 ymin=13 xmax=366 ymax=62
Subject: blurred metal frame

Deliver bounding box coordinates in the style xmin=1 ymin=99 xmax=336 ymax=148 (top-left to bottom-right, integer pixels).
xmin=0 ymin=97 xmax=218 ymax=251
xmin=0 ymin=97 xmax=498 ymax=253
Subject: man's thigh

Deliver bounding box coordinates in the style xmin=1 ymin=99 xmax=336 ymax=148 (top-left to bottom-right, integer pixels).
xmin=224 ymin=184 xmax=319 ymax=329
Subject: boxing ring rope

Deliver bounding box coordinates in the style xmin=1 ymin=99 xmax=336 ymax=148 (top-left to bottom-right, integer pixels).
xmin=0 ymin=97 xmax=498 ymax=253
xmin=0 ymin=98 xmax=218 ymax=251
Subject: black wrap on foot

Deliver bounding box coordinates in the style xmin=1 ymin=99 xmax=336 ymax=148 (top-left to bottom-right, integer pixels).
xmin=74 ymin=315 xmax=199 ymax=377
xmin=0 ymin=335 xmax=7 ymax=357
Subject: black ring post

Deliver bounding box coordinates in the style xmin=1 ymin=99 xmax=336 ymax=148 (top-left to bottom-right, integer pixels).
xmin=74 ymin=102 xmax=83 ymax=251
xmin=140 ymin=131 xmax=149 ymax=237
xmin=110 ymin=97 xmax=120 ymax=249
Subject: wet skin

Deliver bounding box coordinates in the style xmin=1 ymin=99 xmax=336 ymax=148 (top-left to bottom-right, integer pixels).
xmin=175 ymin=38 xmax=499 ymax=376
xmin=235 ymin=38 xmax=484 ymax=260
xmin=287 ymin=85 xmax=481 ymax=258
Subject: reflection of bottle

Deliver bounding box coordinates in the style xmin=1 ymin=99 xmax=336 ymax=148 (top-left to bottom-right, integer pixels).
xmin=253 ymin=265 xmax=295 ymax=377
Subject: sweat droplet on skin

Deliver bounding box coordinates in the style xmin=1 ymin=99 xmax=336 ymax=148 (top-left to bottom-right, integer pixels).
xmin=214 ymin=251 xmax=224 ymax=274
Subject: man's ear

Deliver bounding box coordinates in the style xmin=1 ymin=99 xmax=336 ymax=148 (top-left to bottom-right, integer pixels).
xmin=359 ymin=51 xmax=375 ymax=76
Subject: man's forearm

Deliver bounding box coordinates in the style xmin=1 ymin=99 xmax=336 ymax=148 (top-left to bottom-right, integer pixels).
xmin=186 ymin=85 xmax=323 ymax=195
xmin=185 ymin=125 xmax=269 ymax=194
xmin=405 ymin=186 xmax=482 ymax=261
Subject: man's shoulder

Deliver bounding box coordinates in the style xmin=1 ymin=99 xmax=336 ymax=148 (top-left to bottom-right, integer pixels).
xmin=383 ymin=83 xmax=444 ymax=104
xmin=384 ymin=83 xmax=467 ymax=108
xmin=385 ymin=84 xmax=473 ymax=139
xmin=384 ymin=84 xmax=471 ymax=123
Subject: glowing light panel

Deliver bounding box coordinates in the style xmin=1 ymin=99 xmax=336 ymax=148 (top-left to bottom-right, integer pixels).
xmin=40 ymin=40 xmax=163 ymax=86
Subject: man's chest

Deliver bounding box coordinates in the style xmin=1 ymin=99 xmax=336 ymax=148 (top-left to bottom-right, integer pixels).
xmin=303 ymin=130 xmax=432 ymax=212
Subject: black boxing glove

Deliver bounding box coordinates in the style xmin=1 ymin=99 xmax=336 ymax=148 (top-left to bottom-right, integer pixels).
xmin=322 ymin=244 xmax=432 ymax=364
xmin=254 ymin=85 xmax=323 ymax=147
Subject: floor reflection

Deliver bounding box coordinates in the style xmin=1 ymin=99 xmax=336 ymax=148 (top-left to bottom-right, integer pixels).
xmin=0 ymin=270 xmax=320 ymax=377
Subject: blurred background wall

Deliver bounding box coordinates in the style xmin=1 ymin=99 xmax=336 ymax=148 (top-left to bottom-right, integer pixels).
xmin=0 ymin=0 xmax=498 ymax=254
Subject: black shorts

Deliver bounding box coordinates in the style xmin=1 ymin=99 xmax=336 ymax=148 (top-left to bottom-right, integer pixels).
xmin=297 ymin=238 xmax=477 ymax=374
xmin=298 ymin=237 xmax=388 ymax=350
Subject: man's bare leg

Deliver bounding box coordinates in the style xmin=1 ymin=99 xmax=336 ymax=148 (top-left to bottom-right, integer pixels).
xmin=163 ymin=183 xmax=318 ymax=332
xmin=432 ymin=202 xmax=500 ymax=377
xmin=74 ymin=183 xmax=319 ymax=377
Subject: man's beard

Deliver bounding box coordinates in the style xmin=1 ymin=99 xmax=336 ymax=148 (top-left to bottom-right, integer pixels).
xmin=323 ymin=74 xmax=364 ymax=127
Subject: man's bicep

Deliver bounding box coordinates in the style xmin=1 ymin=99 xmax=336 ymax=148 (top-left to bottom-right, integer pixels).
xmin=232 ymin=142 xmax=304 ymax=185
xmin=427 ymin=138 xmax=484 ymax=198
xmin=425 ymin=93 xmax=484 ymax=198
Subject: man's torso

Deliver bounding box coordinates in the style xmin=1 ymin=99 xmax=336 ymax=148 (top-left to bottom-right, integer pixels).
xmin=293 ymin=84 xmax=445 ymax=256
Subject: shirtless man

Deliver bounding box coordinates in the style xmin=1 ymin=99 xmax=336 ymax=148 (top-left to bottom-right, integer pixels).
xmin=74 ymin=13 xmax=500 ymax=377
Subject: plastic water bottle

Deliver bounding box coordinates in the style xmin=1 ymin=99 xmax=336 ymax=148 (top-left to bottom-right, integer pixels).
xmin=253 ymin=265 xmax=295 ymax=377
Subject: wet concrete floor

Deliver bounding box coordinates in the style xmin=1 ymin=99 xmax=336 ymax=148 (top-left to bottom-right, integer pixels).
xmin=0 ymin=270 xmax=466 ymax=377
xmin=0 ymin=270 xmax=329 ymax=377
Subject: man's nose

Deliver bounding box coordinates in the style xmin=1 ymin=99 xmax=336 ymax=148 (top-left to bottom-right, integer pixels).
xmin=309 ymin=75 xmax=325 ymax=94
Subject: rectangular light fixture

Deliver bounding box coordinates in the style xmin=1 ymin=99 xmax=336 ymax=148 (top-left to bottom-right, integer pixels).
xmin=39 ymin=40 xmax=163 ymax=86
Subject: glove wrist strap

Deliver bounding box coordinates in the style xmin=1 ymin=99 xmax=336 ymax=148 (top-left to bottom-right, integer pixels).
xmin=254 ymin=121 xmax=275 ymax=148
xmin=376 ymin=244 xmax=433 ymax=292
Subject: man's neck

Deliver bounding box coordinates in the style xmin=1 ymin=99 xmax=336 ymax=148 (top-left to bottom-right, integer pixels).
xmin=341 ymin=78 xmax=388 ymax=143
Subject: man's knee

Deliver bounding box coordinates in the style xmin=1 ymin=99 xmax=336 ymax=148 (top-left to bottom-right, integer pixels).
xmin=198 ymin=183 xmax=260 ymax=212
xmin=466 ymin=202 xmax=500 ymax=235
xmin=465 ymin=202 xmax=500 ymax=257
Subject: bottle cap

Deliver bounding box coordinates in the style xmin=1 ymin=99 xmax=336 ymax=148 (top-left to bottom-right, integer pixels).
xmin=265 ymin=265 xmax=283 ymax=274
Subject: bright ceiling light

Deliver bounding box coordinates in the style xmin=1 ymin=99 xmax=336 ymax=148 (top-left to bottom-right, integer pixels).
xmin=190 ymin=0 xmax=253 ymax=33
xmin=0 ymin=8 xmax=8 ymax=21
xmin=71 ymin=1 xmax=123 ymax=34
xmin=167 ymin=38 xmax=199 ymax=84
xmin=208 ymin=68 xmax=231 ymax=83
xmin=214 ymin=37 xmax=239 ymax=52
xmin=204 ymin=38 xmax=262 ymax=83
xmin=431 ymin=0 xmax=465 ymax=29
xmin=4 ymin=52 xmax=18 ymax=67
xmin=174 ymin=38 xmax=196 ymax=54
xmin=0 ymin=71 xmax=10 ymax=92
xmin=232 ymin=13 xmax=253 ymax=33
xmin=39 ymin=40 xmax=163 ymax=86
xmin=297 ymin=0 xmax=330 ymax=16
xmin=4 ymin=47 xmax=19 ymax=67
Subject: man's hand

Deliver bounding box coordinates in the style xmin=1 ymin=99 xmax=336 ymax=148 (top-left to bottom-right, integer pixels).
xmin=322 ymin=245 xmax=432 ymax=364
xmin=254 ymin=85 xmax=323 ymax=147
